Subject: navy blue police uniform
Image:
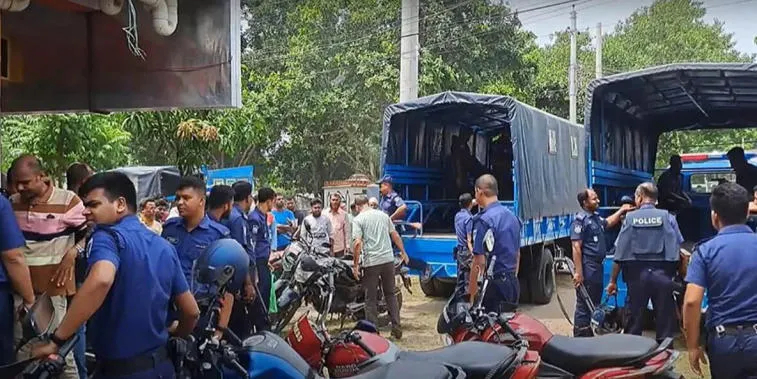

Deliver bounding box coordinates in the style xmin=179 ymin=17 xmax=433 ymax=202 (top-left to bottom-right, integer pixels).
xmin=380 ymin=190 xmax=405 ymax=217
xmin=248 ymin=207 xmax=272 ymax=314
xmin=570 ymin=210 xmax=608 ymax=337
xmin=472 ymin=202 xmax=521 ymax=312
xmin=613 ymin=203 xmax=682 ymax=342
xmin=686 ymin=224 xmax=757 ymax=379
xmin=88 ymin=215 xmax=188 ymax=379
xmin=453 ymin=208 xmax=473 ymax=301
xmin=0 ymin=195 xmax=26 ymax=365
xmin=218 ymin=204 xmax=267 ymax=336
xmin=162 ymin=215 xmax=230 ymax=295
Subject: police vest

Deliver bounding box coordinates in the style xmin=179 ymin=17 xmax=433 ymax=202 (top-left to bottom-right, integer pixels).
xmin=614 ymin=208 xmax=680 ymax=262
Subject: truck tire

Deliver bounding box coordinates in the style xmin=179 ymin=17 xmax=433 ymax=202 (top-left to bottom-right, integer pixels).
xmin=420 ymin=264 xmax=438 ymax=297
xmin=529 ymin=245 xmax=555 ymax=305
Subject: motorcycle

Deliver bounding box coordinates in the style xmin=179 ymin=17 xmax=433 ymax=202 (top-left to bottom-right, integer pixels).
xmin=284 ymin=309 xmax=540 ymax=379
xmin=273 ymin=222 xmax=412 ymax=332
xmin=276 ymin=259 xmax=539 ymax=379
xmin=437 ymin=255 xmax=684 ymax=379
xmin=179 ymin=259 xmax=466 ymax=379
xmin=0 ymin=293 xmax=80 ymax=379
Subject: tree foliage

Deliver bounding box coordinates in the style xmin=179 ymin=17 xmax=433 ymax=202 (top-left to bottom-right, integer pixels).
xmin=3 ymin=0 xmax=756 ymax=190
xmin=1 ymin=115 xmax=131 ymax=180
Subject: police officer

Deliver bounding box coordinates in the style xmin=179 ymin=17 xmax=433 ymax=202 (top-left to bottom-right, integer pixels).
xmin=468 ymin=174 xmax=521 ymax=312
xmin=570 ymin=188 xmax=633 ymax=337
xmin=249 ymin=187 xmax=276 ymax=316
xmin=162 ymin=178 xmax=233 ymax=336
xmin=217 ymin=182 xmax=260 ymax=336
xmin=378 ymin=176 xmax=407 ymax=222
xmin=32 ymin=172 xmax=200 ymax=379
xmin=0 ymin=194 xmax=35 ymax=365
xmin=683 ymin=182 xmax=757 ymax=378
xmin=606 ymin=182 xmax=682 ymax=343
xmin=453 ymin=193 xmax=474 ymax=302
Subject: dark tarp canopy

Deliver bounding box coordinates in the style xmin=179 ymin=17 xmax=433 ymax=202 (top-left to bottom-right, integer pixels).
xmin=381 ymin=91 xmax=586 ymax=220
xmin=108 ymin=166 xmax=181 ymax=204
xmin=584 ymin=63 xmax=757 ymax=172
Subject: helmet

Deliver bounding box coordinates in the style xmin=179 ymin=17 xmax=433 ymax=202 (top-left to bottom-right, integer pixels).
xmin=195 ymin=239 xmax=249 ymax=293
xmin=590 ymin=297 xmax=623 ymax=335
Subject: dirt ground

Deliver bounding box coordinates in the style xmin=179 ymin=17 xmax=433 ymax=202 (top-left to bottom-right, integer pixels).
xmin=304 ymin=274 xmax=707 ymax=378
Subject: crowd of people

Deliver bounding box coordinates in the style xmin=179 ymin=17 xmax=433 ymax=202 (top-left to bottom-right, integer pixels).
xmin=3 ymin=148 xmax=757 ymax=379
xmin=0 ymin=156 xmax=418 ymax=378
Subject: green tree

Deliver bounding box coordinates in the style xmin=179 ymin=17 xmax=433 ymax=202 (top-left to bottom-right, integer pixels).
xmin=532 ymin=0 xmax=754 ymax=167
xmin=1 ymin=115 xmax=131 ymax=180
xmin=241 ymin=0 xmax=538 ymax=193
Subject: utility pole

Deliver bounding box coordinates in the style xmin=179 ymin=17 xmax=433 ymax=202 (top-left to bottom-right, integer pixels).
xmin=569 ymin=5 xmax=577 ymax=123
xmin=595 ymin=22 xmax=603 ymax=79
xmin=399 ymin=0 xmax=419 ymax=102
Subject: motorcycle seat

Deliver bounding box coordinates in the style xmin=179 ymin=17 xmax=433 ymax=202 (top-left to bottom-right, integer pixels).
xmin=398 ymin=341 xmax=516 ymax=378
xmin=541 ymin=334 xmax=659 ymax=375
xmin=351 ymin=359 xmax=465 ymax=379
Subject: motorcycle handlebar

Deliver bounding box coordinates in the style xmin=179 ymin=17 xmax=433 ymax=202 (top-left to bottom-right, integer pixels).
xmin=348 ymin=333 xmax=376 ymax=357
xmin=217 ymin=326 xmax=244 ymax=347
xmin=30 ymin=334 xmax=79 ymax=379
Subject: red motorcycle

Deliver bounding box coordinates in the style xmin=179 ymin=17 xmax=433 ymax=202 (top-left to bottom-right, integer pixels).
xmin=437 ymin=256 xmax=684 ymax=379
xmin=286 ymin=310 xmax=541 ymax=379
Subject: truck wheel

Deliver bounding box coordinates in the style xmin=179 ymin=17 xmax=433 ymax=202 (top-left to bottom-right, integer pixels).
xmin=435 ymin=279 xmax=455 ymax=298
xmin=529 ymin=245 xmax=555 ymax=305
xmin=420 ymin=264 xmax=438 ymax=297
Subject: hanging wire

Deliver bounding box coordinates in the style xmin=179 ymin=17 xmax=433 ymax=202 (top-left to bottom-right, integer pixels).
xmin=123 ymin=0 xmax=146 ymax=60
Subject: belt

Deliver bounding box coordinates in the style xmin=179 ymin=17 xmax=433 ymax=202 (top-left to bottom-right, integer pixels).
xmin=493 ymin=271 xmax=517 ymax=280
xmin=712 ymin=323 xmax=757 ymax=337
xmin=97 ymin=345 xmax=170 ymax=377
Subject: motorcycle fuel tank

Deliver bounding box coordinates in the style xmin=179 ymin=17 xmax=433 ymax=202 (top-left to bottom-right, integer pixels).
xmin=326 ymin=332 xmax=399 ymax=378
xmin=286 ymin=315 xmax=327 ymax=370
xmin=507 ymin=313 xmax=553 ymax=352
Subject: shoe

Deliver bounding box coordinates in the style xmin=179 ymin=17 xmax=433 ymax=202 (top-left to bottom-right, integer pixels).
xmin=391 ymin=326 xmax=403 ymax=340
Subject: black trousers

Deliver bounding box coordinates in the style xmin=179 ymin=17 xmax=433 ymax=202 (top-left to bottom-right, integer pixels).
xmin=363 ymin=261 xmax=401 ymax=328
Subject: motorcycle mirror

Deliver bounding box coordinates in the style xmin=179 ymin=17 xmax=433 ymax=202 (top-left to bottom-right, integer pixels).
xmin=354 ymin=320 xmax=378 ymax=334
xmin=300 ymin=255 xmax=321 ymax=271
xmin=483 ymin=229 xmax=495 ymax=253
xmin=22 ymin=293 xmax=55 ymax=342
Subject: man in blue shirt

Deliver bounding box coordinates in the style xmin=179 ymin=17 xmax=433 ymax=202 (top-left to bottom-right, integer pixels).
xmin=607 ymin=182 xmax=683 ymax=343
xmin=249 ymin=187 xmax=275 ymax=313
xmin=271 ymin=194 xmax=296 ymax=252
xmin=570 ymin=188 xmax=633 ymax=337
xmin=378 ymin=176 xmax=407 ymax=222
xmin=684 ymin=182 xmax=757 ymax=378
xmin=163 ymin=177 xmax=231 ymax=292
xmin=31 ymin=172 xmax=199 ymax=379
xmin=469 ymin=174 xmax=521 ymax=312
xmin=453 ymin=193 xmax=474 ymax=302
xmin=0 ymin=195 xmax=35 ymax=365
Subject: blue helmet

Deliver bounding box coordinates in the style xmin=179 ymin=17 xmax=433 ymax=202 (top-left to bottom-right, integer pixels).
xmin=195 ymin=239 xmax=249 ymax=293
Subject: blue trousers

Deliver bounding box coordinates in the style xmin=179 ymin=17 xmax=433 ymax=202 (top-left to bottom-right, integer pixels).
xmin=94 ymin=360 xmax=174 ymax=379
xmin=706 ymin=329 xmax=757 ymax=379
xmin=573 ymin=257 xmax=604 ymax=337
xmin=0 ymin=287 xmax=14 ymax=366
xmin=73 ymin=323 xmax=87 ymax=379
xmin=623 ymin=264 xmax=677 ymax=342
xmin=253 ymin=258 xmax=271 ymax=332
xmin=482 ymin=272 xmax=519 ymax=313
xmin=453 ymin=247 xmax=472 ymax=302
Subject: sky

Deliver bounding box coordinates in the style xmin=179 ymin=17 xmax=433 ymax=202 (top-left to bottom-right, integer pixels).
xmin=506 ymin=0 xmax=757 ymax=55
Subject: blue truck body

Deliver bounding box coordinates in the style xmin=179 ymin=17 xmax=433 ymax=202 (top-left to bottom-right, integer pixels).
xmin=380 ymin=92 xmax=586 ymax=302
xmin=584 ymin=63 xmax=757 ymax=312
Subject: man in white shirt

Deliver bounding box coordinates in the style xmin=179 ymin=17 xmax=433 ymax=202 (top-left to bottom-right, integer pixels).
xmin=300 ymin=198 xmax=333 ymax=255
